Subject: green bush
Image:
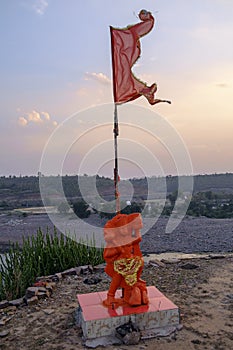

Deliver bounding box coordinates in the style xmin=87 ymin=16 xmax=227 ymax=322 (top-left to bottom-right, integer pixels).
xmin=121 ymin=201 xmax=143 ymax=214
xmin=98 ymin=200 xmax=144 ymax=219
xmin=72 ymin=200 xmax=91 ymax=218
xmin=0 ymin=228 xmax=104 ymax=301
xmin=57 ymin=201 xmax=70 ymax=214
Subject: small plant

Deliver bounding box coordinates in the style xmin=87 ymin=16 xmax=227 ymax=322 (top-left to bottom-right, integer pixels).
xmin=177 ymin=275 xmax=183 ymax=285
xmin=0 ymin=228 xmax=104 ymax=301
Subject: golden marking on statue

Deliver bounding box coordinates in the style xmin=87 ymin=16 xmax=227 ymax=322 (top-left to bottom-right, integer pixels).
xmin=114 ymin=256 xmax=143 ymax=286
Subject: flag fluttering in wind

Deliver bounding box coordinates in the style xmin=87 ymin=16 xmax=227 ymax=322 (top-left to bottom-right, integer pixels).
xmin=110 ymin=10 xmax=171 ymax=214
xmin=110 ymin=9 xmax=171 ymax=105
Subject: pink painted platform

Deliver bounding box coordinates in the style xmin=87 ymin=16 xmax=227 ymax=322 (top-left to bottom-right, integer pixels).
xmin=77 ymin=286 xmax=180 ymax=340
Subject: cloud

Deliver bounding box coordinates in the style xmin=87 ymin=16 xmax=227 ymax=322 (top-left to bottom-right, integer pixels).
xmin=27 ymin=110 xmax=43 ymax=123
xmin=215 ymin=83 xmax=230 ymax=88
xmin=18 ymin=110 xmax=57 ymax=127
xmin=41 ymin=111 xmax=50 ymax=121
xmin=84 ymin=72 xmax=111 ymax=85
xmin=33 ymin=0 xmax=48 ymax=15
xmin=18 ymin=116 xmax=28 ymax=127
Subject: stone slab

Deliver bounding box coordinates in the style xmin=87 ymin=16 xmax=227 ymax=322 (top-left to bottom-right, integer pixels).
xmin=77 ymin=286 xmax=179 ymax=340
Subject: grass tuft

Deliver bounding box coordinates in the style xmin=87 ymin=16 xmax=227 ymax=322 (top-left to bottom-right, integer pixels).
xmin=0 ymin=228 xmax=104 ymax=301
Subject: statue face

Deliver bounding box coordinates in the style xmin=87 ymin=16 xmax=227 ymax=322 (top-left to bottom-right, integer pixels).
xmin=139 ymin=9 xmax=151 ymax=21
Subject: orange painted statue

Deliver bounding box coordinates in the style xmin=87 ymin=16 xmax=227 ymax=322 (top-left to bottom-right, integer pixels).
xmin=103 ymin=213 xmax=148 ymax=307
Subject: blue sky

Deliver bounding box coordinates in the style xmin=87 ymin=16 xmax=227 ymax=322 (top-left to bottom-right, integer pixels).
xmin=0 ymin=0 xmax=233 ymax=177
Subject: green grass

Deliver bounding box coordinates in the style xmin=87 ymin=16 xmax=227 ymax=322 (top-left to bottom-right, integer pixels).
xmin=0 ymin=228 xmax=104 ymax=301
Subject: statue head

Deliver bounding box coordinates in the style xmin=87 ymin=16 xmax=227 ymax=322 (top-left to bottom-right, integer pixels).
xmin=139 ymin=9 xmax=152 ymax=21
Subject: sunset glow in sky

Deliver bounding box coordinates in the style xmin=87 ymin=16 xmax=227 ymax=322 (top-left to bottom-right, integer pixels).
xmin=1 ymin=0 xmax=233 ymax=177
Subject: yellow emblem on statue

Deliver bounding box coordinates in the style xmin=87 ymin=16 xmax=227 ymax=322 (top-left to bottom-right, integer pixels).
xmin=114 ymin=256 xmax=143 ymax=286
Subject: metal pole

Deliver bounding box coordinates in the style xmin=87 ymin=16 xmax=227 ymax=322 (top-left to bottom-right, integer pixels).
xmin=113 ymin=103 xmax=120 ymax=214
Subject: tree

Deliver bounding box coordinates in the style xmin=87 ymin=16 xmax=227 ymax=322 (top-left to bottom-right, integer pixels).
xmin=205 ymin=191 xmax=213 ymax=200
xmin=121 ymin=201 xmax=143 ymax=214
xmin=57 ymin=202 xmax=70 ymax=214
xmin=167 ymin=190 xmax=178 ymax=206
xmin=72 ymin=200 xmax=91 ymax=218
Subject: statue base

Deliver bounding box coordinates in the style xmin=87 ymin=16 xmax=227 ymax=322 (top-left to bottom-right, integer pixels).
xmin=76 ymin=286 xmax=180 ymax=347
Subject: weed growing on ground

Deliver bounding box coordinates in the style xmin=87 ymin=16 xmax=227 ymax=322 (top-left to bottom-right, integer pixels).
xmin=0 ymin=228 xmax=104 ymax=301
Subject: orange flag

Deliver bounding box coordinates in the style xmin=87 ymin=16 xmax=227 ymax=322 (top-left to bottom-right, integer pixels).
xmin=110 ymin=10 xmax=171 ymax=106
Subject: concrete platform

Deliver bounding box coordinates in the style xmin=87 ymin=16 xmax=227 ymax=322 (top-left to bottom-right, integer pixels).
xmin=77 ymin=286 xmax=180 ymax=340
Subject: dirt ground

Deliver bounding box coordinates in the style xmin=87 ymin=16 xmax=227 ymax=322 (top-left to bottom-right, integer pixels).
xmin=1 ymin=255 xmax=233 ymax=349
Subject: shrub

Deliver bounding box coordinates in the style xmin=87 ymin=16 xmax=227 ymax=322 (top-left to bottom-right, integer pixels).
xmin=0 ymin=228 xmax=104 ymax=301
xmin=72 ymin=200 xmax=91 ymax=218
xmin=57 ymin=201 xmax=70 ymax=214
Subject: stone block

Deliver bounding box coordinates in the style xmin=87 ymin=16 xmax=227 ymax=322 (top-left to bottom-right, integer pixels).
xmin=61 ymin=267 xmax=78 ymax=277
xmin=37 ymin=292 xmax=47 ymax=300
xmin=79 ymin=265 xmax=90 ymax=275
xmin=93 ymin=263 xmax=106 ymax=273
xmin=0 ymin=330 xmax=9 ymax=338
xmin=77 ymin=286 xmax=180 ymax=341
xmin=9 ymin=298 xmax=25 ymax=307
xmin=25 ymin=287 xmax=39 ymax=298
xmin=0 ymin=300 xmax=9 ymax=309
xmin=54 ymin=273 xmax=62 ymax=281
xmin=148 ymin=259 xmax=166 ymax=268
xmin=26 ymin=296 xmax=38 ymax=306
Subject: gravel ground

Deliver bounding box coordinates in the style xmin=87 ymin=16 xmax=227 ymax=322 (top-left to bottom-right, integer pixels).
xmin=0 ymin=213 xmax=233 ymax=254
xmin=140 ymin=216 xmax=233 ymax=254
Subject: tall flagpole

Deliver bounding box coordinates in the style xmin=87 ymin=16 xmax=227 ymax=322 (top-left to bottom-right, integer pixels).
xmin=113 ymin=103 xmax=120 ymax=214
xmin=110 ymin=26 xmax=120 ymax=215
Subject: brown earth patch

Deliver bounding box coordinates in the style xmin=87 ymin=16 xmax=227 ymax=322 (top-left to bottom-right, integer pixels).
xmin=1 ymin=256 xmax=233 ymax=349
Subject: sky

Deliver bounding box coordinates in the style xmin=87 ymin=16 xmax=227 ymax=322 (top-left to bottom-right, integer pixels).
xmin=0 ymin=0 xmax=233 ymax=178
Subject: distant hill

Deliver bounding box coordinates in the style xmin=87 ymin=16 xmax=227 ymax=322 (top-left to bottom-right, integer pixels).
xmin=0 ymin=173 xmax=233 ymax=210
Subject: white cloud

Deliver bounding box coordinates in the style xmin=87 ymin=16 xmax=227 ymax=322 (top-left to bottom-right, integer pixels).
xmin=41 ymin=111 xmax=50 ymax=121
xmin=18 ymin=116 xmax=28 ymax=127
xmin=18 ymin=110 xmax=57 ymax=127
xmin=33 ymin=0 xmax=48 ymax=15
xmin=28 ymin=110 xmax=43 ymax=123
xmin=84 ymin=72 xmax=111 ymax=85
